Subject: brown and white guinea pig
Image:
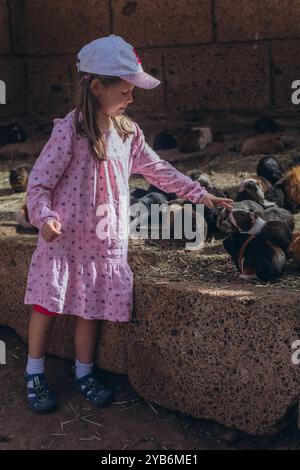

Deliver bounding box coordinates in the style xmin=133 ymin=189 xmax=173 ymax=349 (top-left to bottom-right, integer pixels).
xmin=256 ymin=155 xmax=283 ymax=185
xmin=229 ymin=208 xmax=293 ymax=256
xmin=205 ymin=200 xmax=264 ymax=235
xmin=235 ymin=176 xmax=276 ymax=208
xmin=15 ymin=203 xmax=38 ymax=233
xmin=177 ymin=127 xmax=213 ymax=153
xmin=188 ymin=171 xmax=213 ymax=188
xmin=223 ymin=232 xmax=287 ymax=281
xmin=281 ymin=166 xmax=300 ymax=212
xmin=9 ymin=164 xmax=32 ymax=193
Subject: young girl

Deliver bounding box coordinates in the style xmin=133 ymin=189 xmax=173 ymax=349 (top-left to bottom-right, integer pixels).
xmin=23 ymin=34 xmax=233 ymax=413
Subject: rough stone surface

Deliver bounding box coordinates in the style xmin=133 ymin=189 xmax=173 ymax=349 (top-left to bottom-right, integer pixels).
xmin=271 ymin=41 xmax=300 ymax=111
xmin=1 ymin=235 xmax=300 ymax=435
xmin=10 ymin=0 xmax=110 ymax=55
xmin=0 ymin=58 xmax=27 ymax=117
xmin=165 ymin=44 xmax=270 ymax=111
xmin=113 ymin=0 xmax=213 ymax=47
xmin=0 ymin=0 xmax=11 ymax=54
xmin=216 ymin=0 xmax=300 ymax=42
xmin=27 ymin=56 xmax=76 ymax=117
xmin=2 ymin=0 xmax=300 ymax=119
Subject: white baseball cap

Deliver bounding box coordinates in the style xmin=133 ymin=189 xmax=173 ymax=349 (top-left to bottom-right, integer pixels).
xmin=76 ymin=34 xmax=161 ymax=90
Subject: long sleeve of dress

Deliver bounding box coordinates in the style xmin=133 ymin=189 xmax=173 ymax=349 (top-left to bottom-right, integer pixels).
xmin=26 ymin=118 xmax=73 ymax=230
xmin=129 ymin=122 xmax=208 ymax=204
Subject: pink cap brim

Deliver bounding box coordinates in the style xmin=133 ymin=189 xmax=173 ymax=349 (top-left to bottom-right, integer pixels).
xmin=120 ymin=71 xmax=161 ymax=89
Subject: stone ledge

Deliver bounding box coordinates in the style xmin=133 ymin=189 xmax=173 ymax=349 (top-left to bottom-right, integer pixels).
xmin=0 ymin=235 xmax=300 ymax=435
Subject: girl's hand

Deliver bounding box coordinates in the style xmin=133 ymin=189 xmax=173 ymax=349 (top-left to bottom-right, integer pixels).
xmin=201 ymin=192 xmax=234 ymax=210
xmin=41 ymin=218 xmax=62 ymax=242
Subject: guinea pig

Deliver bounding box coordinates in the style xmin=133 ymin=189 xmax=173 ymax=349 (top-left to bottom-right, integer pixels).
xmin=264 ymin=183 xmax=285 ymax=208
xmin=194 ymin=172 xmax=228 ymax=198
xmin=207 ymin=200 xmax=264 ymax=235
xmin=223 ymin=232 xmax=287 ymax=281
xmin=15 ymin=203 xmax=38 ymax=233
xmin=146 ymin=184 xmax=177 ymax=201
xmin=281 ymin=166 xmax=300 ymax=210
xmin=130 ymin=187 xmax=149 ymax=205
xmin=139 ymin=192 xmax=169 ymax=208
xmin=153 ymin=131 xmax=177 ymax=151
xmin=130 ymin=192 xmax=169 ymax=229
xmin=235 ymin=176 xmax=276 ymax=208
xmin=188 ymin=171 xmax=213 ymax=187
xmin=177 ymin=127 xmax=213 ymax=153
xmin=9 ymin=164 xmax=32 ymax=193
xmin=262 ymin=206 xmax=295 ymax=232
xmin=288 ymin=231 xmax=300 ymax=264
xmin=254 ymin=116 xmax=280 ymax=134
xmin=229 ymin=209 xmax=293 ymax=255
xmin=256 ymin=155 xmax=283 ymax=185
xmin=0 ymin=123 xmax=26 ymax=146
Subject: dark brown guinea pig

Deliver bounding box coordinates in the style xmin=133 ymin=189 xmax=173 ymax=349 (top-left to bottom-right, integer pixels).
xmin=9 ymin=164 xmax=32 ymax=193
xmin=223 ymin=232 xmax=287 ymax=281
xmin=146 ymin=184 xmax=177 ymax=201
xmin=262 ymin=206 xmax=295 ymax=232
xmin=229 ymin=209 xmax=293 ymax=255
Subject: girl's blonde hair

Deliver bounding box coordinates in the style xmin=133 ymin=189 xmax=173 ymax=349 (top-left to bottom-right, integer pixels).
xmin=74 ymin=72 xmax=135 ymax=162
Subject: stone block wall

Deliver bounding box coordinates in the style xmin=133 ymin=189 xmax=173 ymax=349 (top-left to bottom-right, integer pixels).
xmin=0 ymin=0 xmax=300 ymax=122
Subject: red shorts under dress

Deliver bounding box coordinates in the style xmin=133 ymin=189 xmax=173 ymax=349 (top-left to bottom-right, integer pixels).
xmin=33 ymin=304 xmax=59 ymax=317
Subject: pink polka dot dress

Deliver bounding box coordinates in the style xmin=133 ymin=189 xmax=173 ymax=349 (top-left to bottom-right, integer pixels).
xmin=24 ymin=108 xmax=208 ymax=322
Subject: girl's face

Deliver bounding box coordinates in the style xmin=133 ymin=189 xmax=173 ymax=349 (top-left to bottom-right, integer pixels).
xmin=91 ymin=78 xmax=135 ymax=117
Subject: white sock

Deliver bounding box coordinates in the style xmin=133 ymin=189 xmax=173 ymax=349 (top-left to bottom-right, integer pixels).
xmin=26 ymin=355 xmax=45 ymax=376
xmin=75 ymin=358 xmax=93 ymax=379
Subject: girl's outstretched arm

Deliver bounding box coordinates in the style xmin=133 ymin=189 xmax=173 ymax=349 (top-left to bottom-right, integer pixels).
xmin=26 ymin=119 xmax=73 ymax=230
xmin=130 ymin=122 xmax=233 ymax=208
xmin=130 ymin=122 xmax=208 ymax=204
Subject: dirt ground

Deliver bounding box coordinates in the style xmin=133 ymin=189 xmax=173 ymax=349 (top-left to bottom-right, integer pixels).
xmin=2 ymin=127 xmax=300 ymax=449
xmin=1 ymin=325 xmax=300 ymax=451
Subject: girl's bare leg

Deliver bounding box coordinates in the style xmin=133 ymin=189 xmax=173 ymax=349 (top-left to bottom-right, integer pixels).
xmin=25 ymin=309 xmax=58 ymax=413
xmin=74 ymin=317 xmax=99 ymax=363
xmin=28 ymin=309 xmax=56 ymax=358
xmin=73 ymin=317 xmax=112 ymax=407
